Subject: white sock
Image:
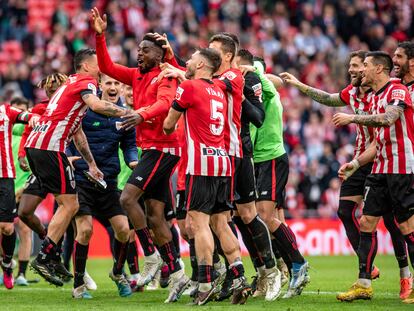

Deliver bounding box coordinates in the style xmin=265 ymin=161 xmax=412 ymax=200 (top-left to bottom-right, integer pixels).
xmin=400 ymin=266 xmax=411 ymax=278
xmin=357 ymin=278 xmax=371 ymax=288
xmin=199 ymin=282 xmax=212 ymax=292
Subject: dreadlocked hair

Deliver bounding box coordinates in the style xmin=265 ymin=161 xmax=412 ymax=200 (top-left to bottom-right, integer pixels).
xmin=37 ymin=73 xmax=68 ymax=98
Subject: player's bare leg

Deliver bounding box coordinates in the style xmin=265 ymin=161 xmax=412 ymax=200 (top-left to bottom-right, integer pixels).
xmin=120 ymin=184 xmax=161 ymax=286
xmin=18 ymin=194 xmax=47 ymax=239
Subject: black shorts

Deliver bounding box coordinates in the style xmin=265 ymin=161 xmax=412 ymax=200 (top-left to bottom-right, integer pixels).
xmin=255 ymin=153 xmax=289 ymax=208
xmin=26 ymin=148 xmax=76 ymax=195
xmin=22 ymin=174 xmax=48 ymax=199
xmin=77 ymin=182 xmax=125 ymax=222
xmin=0 ymin=178 xmax=16 ymax=222
xmin=186 ymin=175 xmax=230 ymax=215
xmin=232 ymin=156 xmax=257 ymax=204
xmin=175 ymin=190 xmax=186 ymax=220
xmin=340 ymin=163 xmax=373 ymax=197
xmin=363 ymin=174 xmax=414 ymax=224
xmin=127 ymin=149 xmax=180 ymax=203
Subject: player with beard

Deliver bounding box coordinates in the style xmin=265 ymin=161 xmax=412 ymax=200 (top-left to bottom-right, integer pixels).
xmin=91 ymin=8 xmax=189 ymax=303
xmin=281 ymin=51 xmax=410 ymax=299
xmin=333 ymin=51 xmax=414 ymax=303
xmin=163 ymin=48 xmax=250 ymax=305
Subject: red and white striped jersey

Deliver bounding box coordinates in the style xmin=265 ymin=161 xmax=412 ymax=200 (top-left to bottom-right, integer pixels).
xmin=340 ymin=84 xmax=375 ymax=158
xmin=0 ymin=104 xmax=31 ymax=178
xmin=25 ymin=74 xmax=97 ymax=152
xmin=215 ymin=68 xmax=243 ymax=158
xmin=172 ymin=79 xmax=231 ymax=177
xmin=370 ymin=81 xmax=414 ymax=174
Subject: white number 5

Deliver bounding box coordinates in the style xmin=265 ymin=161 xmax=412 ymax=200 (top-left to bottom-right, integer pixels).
xmin=210 ymin=99 xmax=224 ymax=136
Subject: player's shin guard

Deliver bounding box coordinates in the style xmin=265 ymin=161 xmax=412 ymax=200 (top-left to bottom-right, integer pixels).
xmin=113 ymin=239 xmax=129 ymax=275
xmin=135 ymin=227 xmax=156 ymax=256
xmin=73 ymin=241 xmax=89 ymax=288
xmin=272 ymin=223 xmax=304 ymax=264
xmin=247 ymin=215 xmax=275 ymax=269
xmin=337 ymin=200 xmax=360 ymax=253
xmin=1 ymin=230 xmax=16 ymax=265
xmin=403 ymin=232 xmax=414 ymax=269
xmin=383 ymin=213 xmax=409 ymax=269
xmin=170 ymin=224 xmax=181 ymax=258
xmin=127 ymin=239 xmax=140 ymax=274
xmin=358 ymin=231 xmax=377 ymax=279
xmin=158 ymin=241 xmax=181 ymax=274
xmin=233 ymin=216 xmax=264 ymax=269
xmin=189 ymin=238 xmax=198 ymax=281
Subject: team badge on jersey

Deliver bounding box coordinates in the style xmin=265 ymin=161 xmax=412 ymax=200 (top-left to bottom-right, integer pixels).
xmin=391 ymin=89 xmax=406 ymax=101
xmin=176 ymin=87 xmax=184 ymax=100
xmin=252 ymin=83 xmax=262 ymax=97
xmin=87 ymin=83 xmax=97 ymax=95
xmin=220 ymin=71 xmax=237 ymax=81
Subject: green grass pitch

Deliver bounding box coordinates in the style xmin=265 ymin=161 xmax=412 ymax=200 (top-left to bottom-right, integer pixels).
xmin=1 ymin=255 xmax=412 ymax=310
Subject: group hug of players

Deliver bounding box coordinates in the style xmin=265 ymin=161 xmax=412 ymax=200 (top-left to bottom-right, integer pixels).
xmin=0 ymin=6 xmax=414 ymax=305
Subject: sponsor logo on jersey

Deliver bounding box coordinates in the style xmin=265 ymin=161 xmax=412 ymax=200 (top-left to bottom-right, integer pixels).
xmin=391 ymin=89 xmax=406 ymax=101
xmin=32 ymin=123 xmax=50 ymax=133
xmin=136 ymin=176 xmax=143 ymax=181
xmin=176 ymin=87 xmax=184 ymax=100
xmin=202 ymin=147 xmax=227 ymax=156
xmin=92 ymin=121 xmax=100 ymax=127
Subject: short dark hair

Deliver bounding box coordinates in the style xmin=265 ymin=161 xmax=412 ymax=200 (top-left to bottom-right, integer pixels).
xmin=142 ymin=33 xmax=166 ymax=58
xmin=349 ymin=50 xmax=368 ymax=62
xmin=209 ymin=34 xmax=237 ymax=62
xmin=397 ymin=41 xmax=414 ymax=60
xmin=253 ymin=56 xmax=266 ymax=71
xmin=199 ymin=48 xmax=222 ymax=74
xmin=219 ymin=32 xmax=240 ymax=48
xmin=237 ymin=49 xmax=254 ymax=65
xmin=366 ymin=51 xmax=393 ymax=74
xmin=74 ymin=48 xmax=96 ymax=71
xmin=10 ymin=96 xmax=29 ymax=108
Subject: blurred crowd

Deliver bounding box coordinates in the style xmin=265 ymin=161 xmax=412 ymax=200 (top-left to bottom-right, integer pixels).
xmin=1 ymin=0 xmax=413 ymax=219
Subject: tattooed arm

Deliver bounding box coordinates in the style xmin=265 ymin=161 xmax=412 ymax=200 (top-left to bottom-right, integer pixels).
xmin=73 ymin=127 xmax=95 ymax=165
xmin=82 ymin=93 xmax=130 ymax=117
xmin=73 ymin=127 xmax=104 ymax=180
xmin=333 ymin=105 xmax=404 ymax=127
xmin=351 ymin=105 xmax=404 ymax=127
xmin=279 ymin=72 xmax=346 ymax=107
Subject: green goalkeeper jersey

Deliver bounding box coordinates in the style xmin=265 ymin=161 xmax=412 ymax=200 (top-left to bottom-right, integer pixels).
xmin=250 ymin=61 xmax=286 ymax=163
xmin=118 ymin=147 xmax=142 ymax=190
xmin=13 ymin=124 xmax=30 ymax=191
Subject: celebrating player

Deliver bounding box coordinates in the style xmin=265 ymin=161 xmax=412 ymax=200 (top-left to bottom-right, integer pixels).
xmin=334 ymin=52 xmax=414 ymax=304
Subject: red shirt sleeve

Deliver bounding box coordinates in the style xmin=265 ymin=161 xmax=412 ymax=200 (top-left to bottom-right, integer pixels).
xmin=166 ymin=55 xmax=186 ymax=71
xmin=18 ymin=104 xmax=46 ymax=158
xmin=140 ymin=78 xmax=179 ymax=120
xmin=339 ymin=84 xmax=353 ymax=105
xmin=388 ymin=84 xmax=411 ymax=108
xmin=95 ymin=33 xmax=136 ymax=86
xmin=173 ymin=80 xmax=193 ymax=110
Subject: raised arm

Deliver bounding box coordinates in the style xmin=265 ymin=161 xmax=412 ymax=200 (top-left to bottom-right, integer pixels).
xmin=91 ymin=7 xmax=135 ymax=86
xmin=280 ymin=72 xmax=346 ymax=107
xmin=82 ymin=93 xmax=129 ymax=117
